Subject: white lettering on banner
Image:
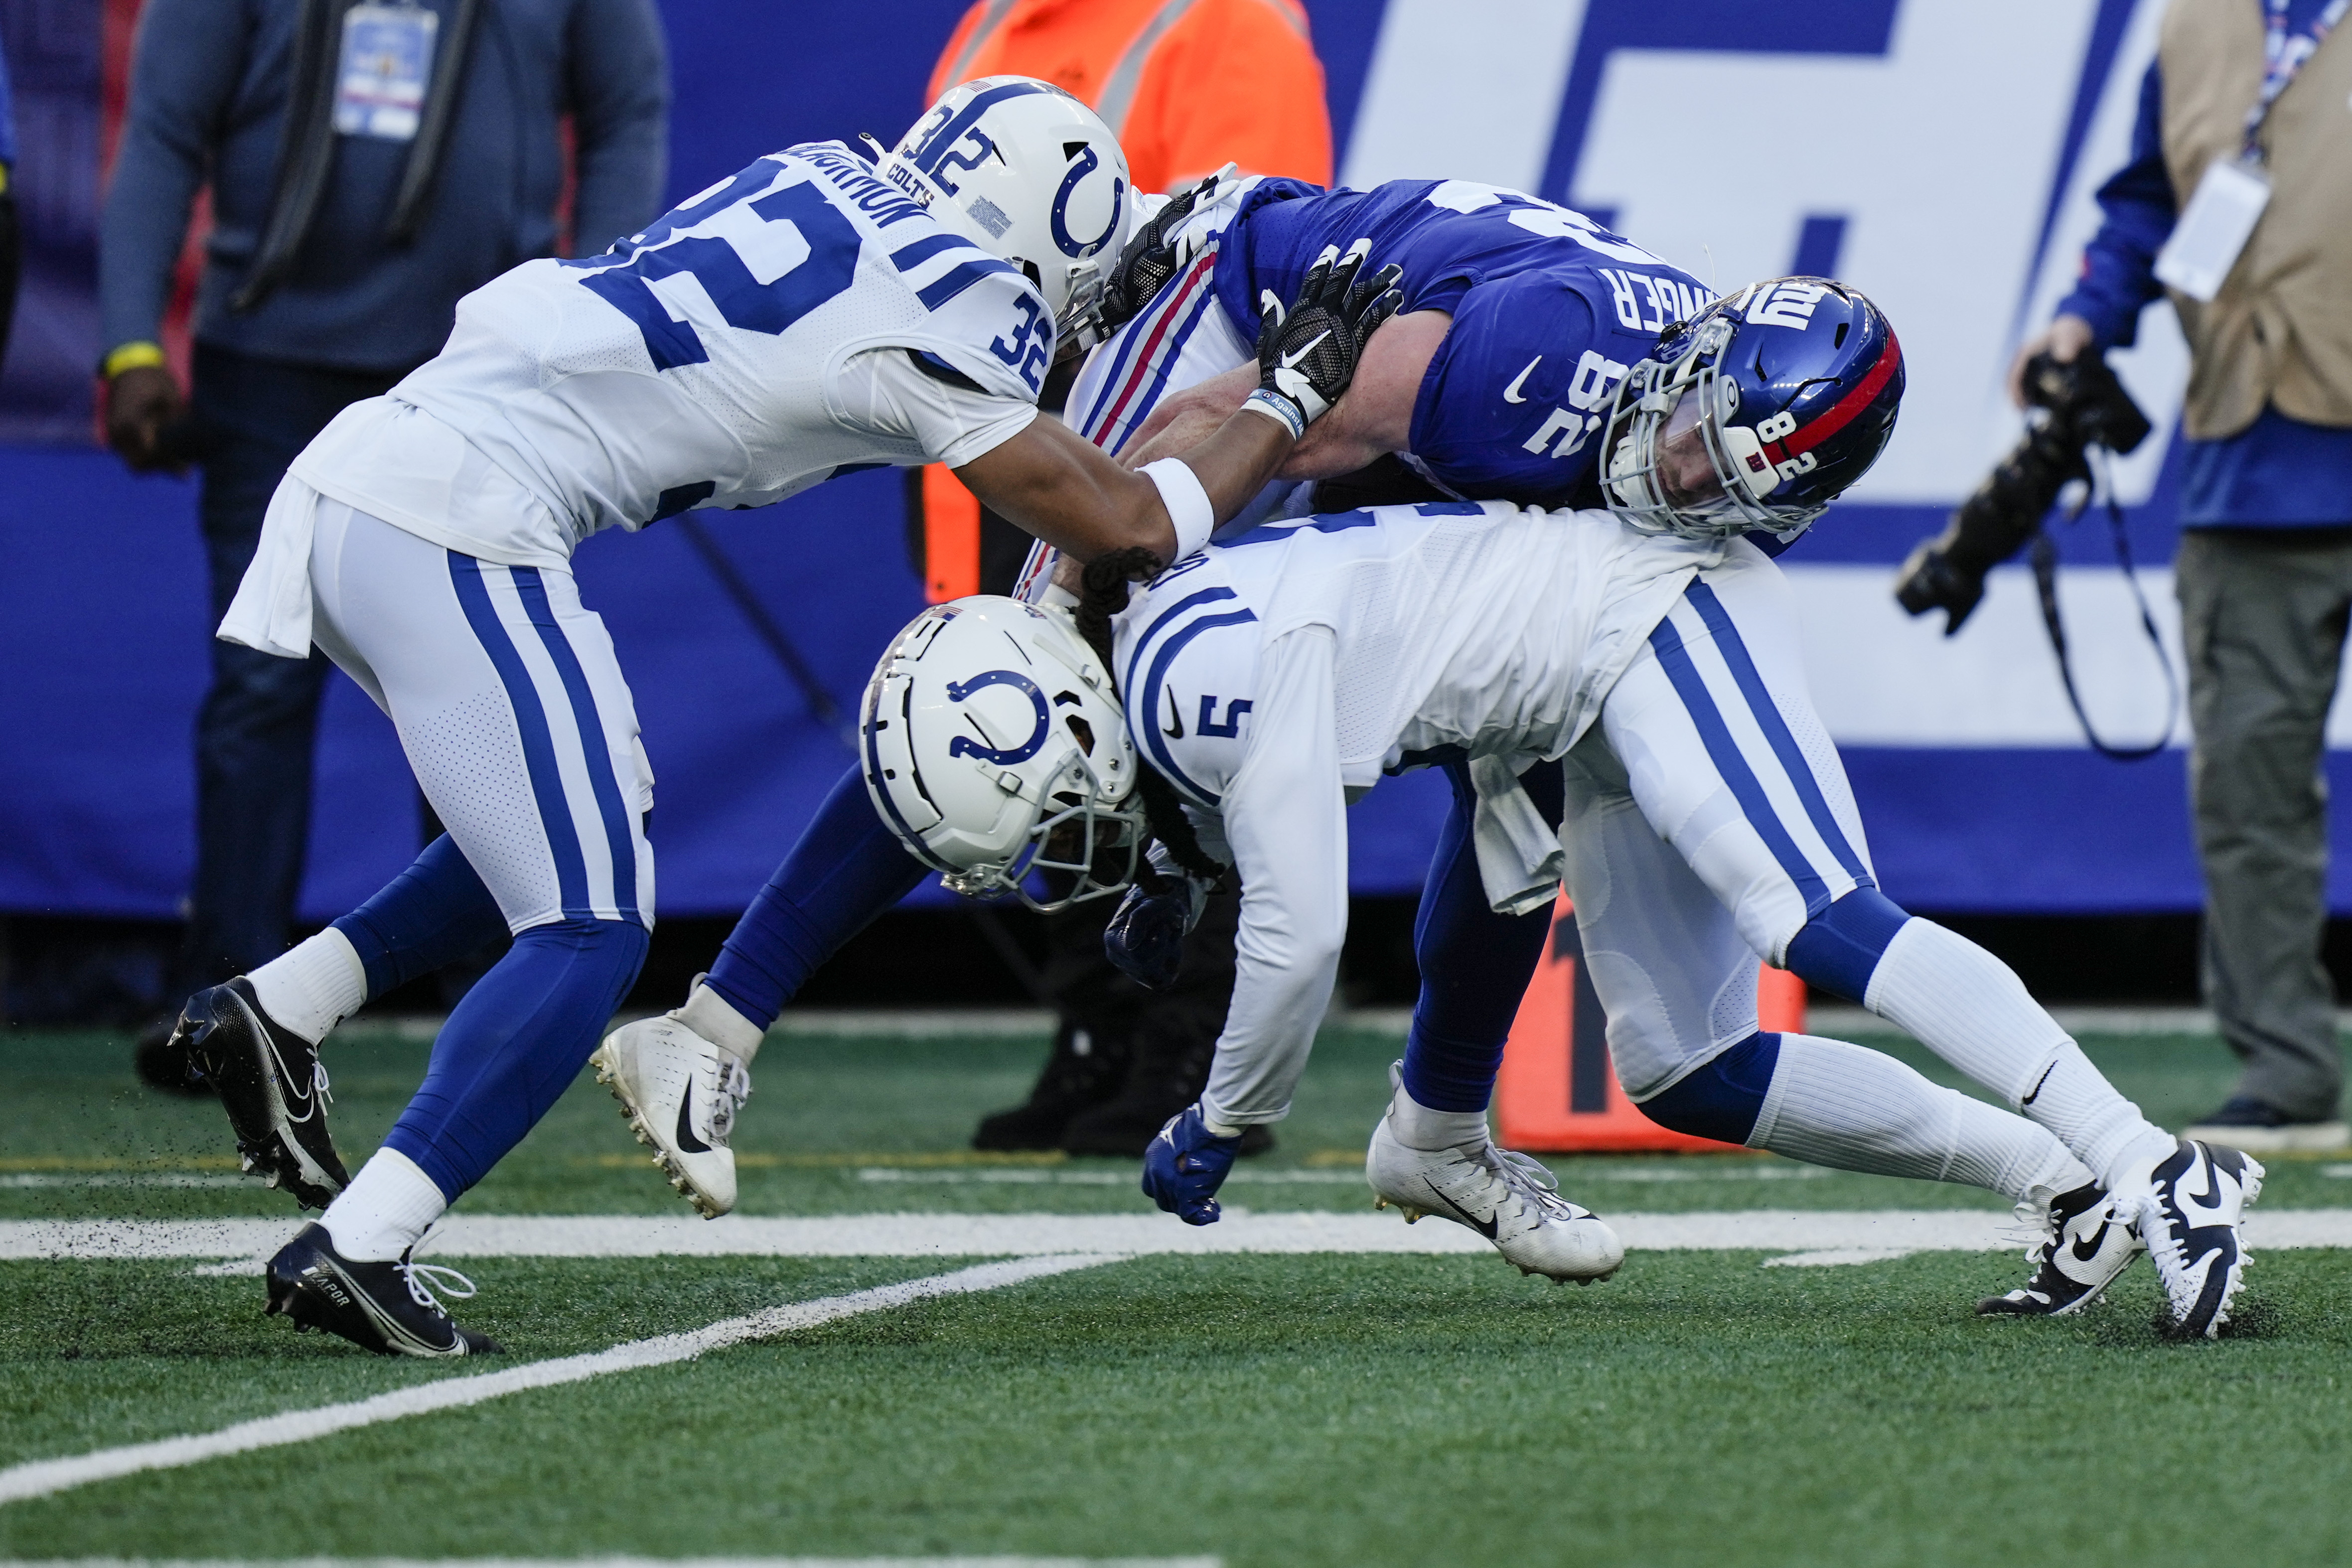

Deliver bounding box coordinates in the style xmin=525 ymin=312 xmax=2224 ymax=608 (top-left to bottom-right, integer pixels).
xmin=1556 ymin=1 xmax=2146 ymax=503
xmin=1343 ymin=1 xmax=1590 ymax=195
xmin=1782 ymin=563 xmax=2195 ymax=748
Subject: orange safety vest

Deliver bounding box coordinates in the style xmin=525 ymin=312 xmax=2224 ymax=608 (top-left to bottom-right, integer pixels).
xmin=916 ymin=0 xmax=1333 ymax=602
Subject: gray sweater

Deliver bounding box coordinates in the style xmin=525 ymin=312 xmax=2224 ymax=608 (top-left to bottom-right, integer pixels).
xmin=101 ymin=0 xmax=669 ymax=374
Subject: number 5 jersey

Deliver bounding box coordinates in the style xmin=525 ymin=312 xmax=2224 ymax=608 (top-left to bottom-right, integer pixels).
xmin=286 ymin=142 xmax=1053 ymax=569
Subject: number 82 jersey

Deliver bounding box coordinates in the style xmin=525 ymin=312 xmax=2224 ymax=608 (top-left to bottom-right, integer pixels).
xmin=300 ymin=142 xmax=1051 ymax=564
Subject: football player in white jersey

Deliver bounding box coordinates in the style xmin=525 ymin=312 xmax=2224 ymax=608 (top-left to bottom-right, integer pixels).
xmin=152 ymin=76 xmax=1403 ymax=1357
xmin=867 ymin=286 xmax=2263 ymax=1337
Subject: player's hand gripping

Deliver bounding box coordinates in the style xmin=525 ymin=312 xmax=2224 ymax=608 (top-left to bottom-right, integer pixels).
xmin=1098 ymin=166 xmax=1233 ymax=333
xmin=1243 ymin=239 xmax=1405 ymax=441
xmin=1102 ymin=873 xmax=1204 ymax=991
xmin=1142 ymin=1104 xmax=1244 ymax=1226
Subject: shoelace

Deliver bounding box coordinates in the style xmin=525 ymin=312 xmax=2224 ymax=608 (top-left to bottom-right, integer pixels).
xmin=705 ymin=1055 xmax=752 ymax=1143
xmin=2000 ymin=1192 xmax=2059 ymax=1266
xmin=396 ymin=1252 xmax=479 ymax=1315
xmin=1474 ymin=1144 xmax=1587 ymax=1223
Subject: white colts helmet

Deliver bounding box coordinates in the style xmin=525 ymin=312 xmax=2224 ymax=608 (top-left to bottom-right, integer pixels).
xmin=876 ymin=75 xmax=1132 ymax=353
xmin=862 ymin=596 xmax=1144 ymax=912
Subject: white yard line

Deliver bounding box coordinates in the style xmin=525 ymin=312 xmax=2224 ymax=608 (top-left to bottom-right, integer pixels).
xmin=0 ymin=1561 xmax=1218 ymax=1568
xmin=11 ymin=1208 xmax=2352 ymax=1265
xmin=0 ymin=1254 xmax=1120 ymax=1508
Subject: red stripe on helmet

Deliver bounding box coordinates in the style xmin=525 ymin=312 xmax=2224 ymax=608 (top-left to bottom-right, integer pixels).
xmin=1761 ymin=330 xmax=1903 ymax=464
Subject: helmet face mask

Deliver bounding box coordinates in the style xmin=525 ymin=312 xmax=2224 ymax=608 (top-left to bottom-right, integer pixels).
xmin=876 ymin=75 xmax=1133 ymax=357
xmin=1603 ymin=278 xmax=1905 ymax=545
xmin=863 ymin=598 xmax=1146 ymax=915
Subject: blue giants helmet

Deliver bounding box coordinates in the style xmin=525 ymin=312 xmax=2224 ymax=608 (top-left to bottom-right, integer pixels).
xmin=1601 ymin=277 xmax=1904 ymax=543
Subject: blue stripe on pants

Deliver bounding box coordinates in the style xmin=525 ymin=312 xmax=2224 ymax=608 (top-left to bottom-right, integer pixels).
xmin=1646 ymin=611 xmax=1833 ymax=919
xmin=507 ymin=566 xmax=642 ymax=923
xmin=446 ymin=555 xmax=593 ymax=920
xmin=1680 ymin=580 xmax=1873 ymax=887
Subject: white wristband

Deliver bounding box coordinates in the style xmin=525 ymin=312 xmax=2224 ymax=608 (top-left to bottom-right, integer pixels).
xmin=1140 ymin=457 xmax=1216 ymax=563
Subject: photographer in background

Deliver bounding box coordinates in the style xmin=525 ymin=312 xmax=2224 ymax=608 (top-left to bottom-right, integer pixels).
xmin=101 ymin=0 xmax=668 ymax=1087
xmin=2017 ymin=0 xmax=2352 ymax=1151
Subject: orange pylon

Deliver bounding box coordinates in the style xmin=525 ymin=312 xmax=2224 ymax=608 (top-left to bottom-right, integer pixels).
xmin=1494 ymin=893 xmax=1809 ymax=1153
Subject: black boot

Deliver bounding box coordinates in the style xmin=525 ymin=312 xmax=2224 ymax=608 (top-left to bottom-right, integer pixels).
xmin=1060 ymin=889 xmax=1270 ymax=1157
xmin=973 ymin=1018 xmax=1132 ymax=1150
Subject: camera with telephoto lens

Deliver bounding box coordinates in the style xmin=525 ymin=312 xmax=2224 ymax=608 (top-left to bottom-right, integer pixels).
xmin=1894 ymin=349 xmax=2153 ymax=634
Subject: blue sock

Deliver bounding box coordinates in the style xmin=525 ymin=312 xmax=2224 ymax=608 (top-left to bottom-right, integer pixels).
xmin=705 ymin=764 xmax=926 ymax=1029
xmin=331 ymin=835 xmax=511 ymax=999
xmin=382 ymin=916 xmax=648 ymax=1199
xmin=1399 ymin=759 xmax=1563 ymax=1114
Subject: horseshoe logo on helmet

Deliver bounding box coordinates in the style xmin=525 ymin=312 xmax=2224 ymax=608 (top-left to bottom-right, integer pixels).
xmin=1050 ymin=145 xmax=1125 ymax=259
xmin=946 ymin=669 xmax=1053 ymax=765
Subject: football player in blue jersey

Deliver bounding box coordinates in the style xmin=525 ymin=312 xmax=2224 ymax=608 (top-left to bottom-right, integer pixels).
xmin=149 ymin=77 xmax=1401 ymax=1357
xmin=866 ymin=283 xmax=2262 ymax=1338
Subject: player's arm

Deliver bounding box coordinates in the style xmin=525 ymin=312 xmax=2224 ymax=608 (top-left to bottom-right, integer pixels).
xmin=1120 ymin=309 xmax=1450 ymax=482
xmin=953 ymin=403 xmax=1286 ymax=566
xmin=1141 ymin=626 xmax=1347 ymax=1226
xmin=962 ymin=241 xmax=1404 ymax=565
xmin=98 ymin=0 xmax=238 ymax=472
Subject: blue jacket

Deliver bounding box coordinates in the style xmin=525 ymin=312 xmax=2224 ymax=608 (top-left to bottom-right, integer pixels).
xmin=100 ymin=0 xmax=668 ymax=375
xmin=2059 ymin=7 xmax=2352 ymax=528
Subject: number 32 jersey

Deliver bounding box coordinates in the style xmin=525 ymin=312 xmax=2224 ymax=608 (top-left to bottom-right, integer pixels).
xmin=292 ymin=142 xmax=1050 ymax=567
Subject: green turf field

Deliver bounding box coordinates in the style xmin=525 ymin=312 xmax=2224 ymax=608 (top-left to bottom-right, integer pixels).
xmin=3 ymin=1019 xmax=2349 ymax=1566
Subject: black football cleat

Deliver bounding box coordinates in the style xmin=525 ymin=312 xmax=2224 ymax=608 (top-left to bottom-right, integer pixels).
xmin=176 ymin=978 xmax=349 ymax=1209
xmin=264 ymin=1223 xmax=502 ymax=1358
xmin=133 ymin=1011 xmax=216 ymax=1096
xmin=1977 ymin=1180 xmax=2141 ymax=1317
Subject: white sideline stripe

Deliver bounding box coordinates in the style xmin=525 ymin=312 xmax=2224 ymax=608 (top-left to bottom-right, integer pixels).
xmin=0 ymin=1562 xmax=1219 ymax=1568
xmin=0 ymin=1254 xmax=1119 ymax=1508
xmin=12 ymin=1209 xmax=2352 ymax=1263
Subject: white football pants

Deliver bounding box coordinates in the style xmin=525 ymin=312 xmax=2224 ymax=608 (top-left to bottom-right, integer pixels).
xmin=307 ymin=499 xmax=654 ymax=933
xmin=1561 ymin=542 xmax=1875 ymax=1100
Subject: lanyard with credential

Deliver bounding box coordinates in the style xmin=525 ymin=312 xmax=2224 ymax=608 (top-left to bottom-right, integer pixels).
xmin=2156 ymin=0 xmax=2349 ymax=299
xmin=2243 ymin=0 xmax=2350 ymax=160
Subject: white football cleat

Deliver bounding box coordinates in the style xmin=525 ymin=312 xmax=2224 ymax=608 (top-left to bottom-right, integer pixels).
xmin=2109 ymin=1138 xmax=2263 ymax=1339
xmin=1367 ymin=1092 xmax=1623 ymax=1283
xmin=589 ymin=985 xmax=758 ymax=1219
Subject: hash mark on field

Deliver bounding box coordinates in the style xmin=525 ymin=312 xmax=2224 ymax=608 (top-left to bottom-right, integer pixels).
xmin=0 ymin=1254 xmax=1124 ymax=1508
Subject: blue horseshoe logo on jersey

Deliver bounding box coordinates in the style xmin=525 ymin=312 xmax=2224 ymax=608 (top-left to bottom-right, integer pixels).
xmin=1050 ymin=146 xmax=1125 ymax=259
xmin=945 ymin=669 xmax=1052 ymax=764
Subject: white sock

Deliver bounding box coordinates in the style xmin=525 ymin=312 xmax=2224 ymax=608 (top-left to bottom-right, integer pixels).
xmin=248 ymin=928 xmax=368 ymax=1045
xmin=675 ymin=980 xmax=763 ymax=1065
xmin=1390 ymin=1083 xmax=1489 ymax=1150
xmin=1861 ymin=919 xmax=2169 ymax=1186
xmin=321 ymin=1147 xmax=447 ymax=1262
xmin=2019 ymin=1041 xmax=2179 ymax=1191
xmin=1749 ymin=1032 xmax=2091 ymax=1202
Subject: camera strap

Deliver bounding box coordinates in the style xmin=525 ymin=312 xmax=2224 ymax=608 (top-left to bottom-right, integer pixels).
xmin=2027 ymin=457 xmax=2178 ymax=762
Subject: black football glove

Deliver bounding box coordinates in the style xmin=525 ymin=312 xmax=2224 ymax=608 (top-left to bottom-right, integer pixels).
xmin=1097 ymin=167 xmax=1230 ymax=335
xmin=1244 ymin=238 xmax=1404 ymax=440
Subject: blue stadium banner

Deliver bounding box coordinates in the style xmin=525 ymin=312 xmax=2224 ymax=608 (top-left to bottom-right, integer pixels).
xmin=1 ymin=0 xmax=2332 ymax=922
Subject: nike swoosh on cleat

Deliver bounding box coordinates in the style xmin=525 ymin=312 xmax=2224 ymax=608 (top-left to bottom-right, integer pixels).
xmin=1426 ymin=1177 xmax=1497 ymax=1240
xmin=2069 ymin=1221 xmax=2112 ymax=1264
xmin=1503 ymin=356 xmax=1542 ymax=403
xmin=674 ymin=1089 xmax=713 ymax=1155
